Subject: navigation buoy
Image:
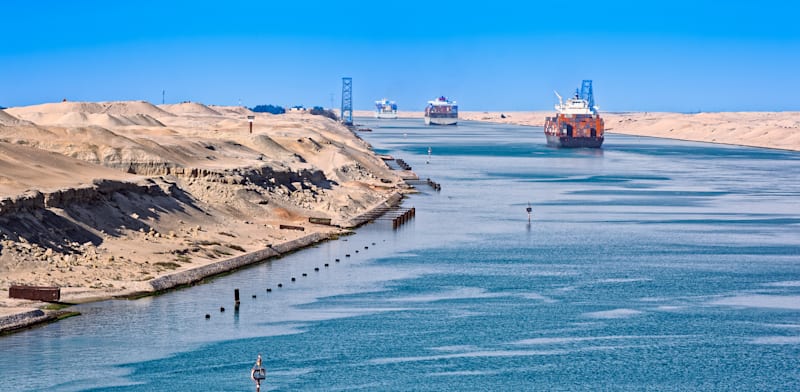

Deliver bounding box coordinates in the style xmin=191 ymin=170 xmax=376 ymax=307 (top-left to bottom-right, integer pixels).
xmin=251 ymin=354 xmax=267 ymax=392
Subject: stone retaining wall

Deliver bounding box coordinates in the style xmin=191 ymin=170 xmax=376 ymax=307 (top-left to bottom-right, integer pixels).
xmin=0 ymin=309 xmax=49 ymax=331
xmin=149 ymin=247 xmax=281 ymax=291
xmin=270 ymin=232 xmax=326 ymax=254
xmin=149 ymin=232 xmax=329 ymax=292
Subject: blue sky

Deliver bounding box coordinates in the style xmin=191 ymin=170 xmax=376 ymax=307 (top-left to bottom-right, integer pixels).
xmin=1 ymin=1 xmax=799 ymax=112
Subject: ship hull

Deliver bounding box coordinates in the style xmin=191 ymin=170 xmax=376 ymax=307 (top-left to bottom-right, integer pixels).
xmin=375 ymin=112 xmax=398 ymax=119
xmin=545 ymin=134 xmax=604 ymax=148
xmin=544 ymin=114 xmax=604 ymax=148
xmin=424 ymin=116 xmax=458 ymax=125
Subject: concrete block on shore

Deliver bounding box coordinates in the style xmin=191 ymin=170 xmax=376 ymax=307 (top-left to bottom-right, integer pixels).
xmin=0 ymin=309 xmax=49 ymax=332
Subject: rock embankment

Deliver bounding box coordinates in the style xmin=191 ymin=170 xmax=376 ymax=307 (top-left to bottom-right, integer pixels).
xmin=0 ymin=309 xmax=50 ymax=332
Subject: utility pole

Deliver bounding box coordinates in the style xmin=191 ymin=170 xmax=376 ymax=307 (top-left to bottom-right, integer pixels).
xmin=162 ymin=90 xmax=165 ymax=105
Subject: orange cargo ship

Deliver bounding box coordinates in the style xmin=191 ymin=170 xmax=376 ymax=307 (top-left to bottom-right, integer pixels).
xmin=544 ymin=81 xmax=604 ymax=148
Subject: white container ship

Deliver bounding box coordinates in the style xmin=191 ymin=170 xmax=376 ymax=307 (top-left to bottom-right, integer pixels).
xmin=424 ymin=96 xmax=458 ymax=125
xmin=374 ymin=98 xmax=398 ymax=119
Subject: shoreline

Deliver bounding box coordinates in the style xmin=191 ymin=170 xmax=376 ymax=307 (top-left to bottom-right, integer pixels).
xmin=0 ymin=191 xmax=406 ymax=334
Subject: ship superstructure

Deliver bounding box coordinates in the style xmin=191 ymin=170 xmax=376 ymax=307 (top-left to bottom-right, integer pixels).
xmin=543 ymin=80 xmax=604 ymax=148
xmin=374 ymin=98 xmax=398 ymax=119
xmin=424 ymin=96 xmax=458 ymax=125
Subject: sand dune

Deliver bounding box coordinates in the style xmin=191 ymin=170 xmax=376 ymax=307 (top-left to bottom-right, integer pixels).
xmin=0 ymin=110 xmax=20 ymax=125
xmin=8 ymin=101 xmax=173 ymax=119
xmin=0 ymin=142 xmax=140 ymax=196
xmin=0 ymin=101 xmax=408 ymax=323
xmin=159 ymin=102 xmax=222 ymax=117
xmin=210 ymin=105 xmax=255 ymax=117
xmin=604 ymin=112 xmax=800 ymax=151
xmin=7 ymin=101 xmax=170 ymax=128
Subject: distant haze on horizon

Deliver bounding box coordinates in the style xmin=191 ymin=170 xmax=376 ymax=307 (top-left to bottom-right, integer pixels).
xmin=1 ymin=1 xmax=799 ymax=112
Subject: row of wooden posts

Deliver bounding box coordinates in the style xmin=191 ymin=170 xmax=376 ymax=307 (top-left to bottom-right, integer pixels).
xmin=426 ymin=178 xmax=442 ymax=192
xmin=391 ymin=207 xmax=415 ymax=229
xmin=207 ymin=238 xmax=382 ymax=319
xmin=395 ymin=159 xmax=412 ymax=170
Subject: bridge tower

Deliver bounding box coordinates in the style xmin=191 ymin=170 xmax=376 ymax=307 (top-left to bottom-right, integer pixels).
xmin=580 ymin=80 xmax=595 ymax=113
xmin=341 ymin=77 xmax=353 ymax=126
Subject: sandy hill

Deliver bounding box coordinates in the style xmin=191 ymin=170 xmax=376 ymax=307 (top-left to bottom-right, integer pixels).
xmin=7 ymin=101 xmax=171 ymax=127
xmin=0 ymin=110 xmax=20 ymax=126
xmin=0 ymin=100 xmax=407 ymax=308
xmin=604 ymin=112 xmax=800 ymax=151
xmin=159 ymin=102 xmax=222 ymax=117
xmin=0 ymin=142 xmax=141 ymax=196
xmin=210 ymin=105 xmax=255 ymax=117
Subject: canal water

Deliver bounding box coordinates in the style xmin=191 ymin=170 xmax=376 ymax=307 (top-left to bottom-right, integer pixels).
xmin=1 ymin=119 xmax=799 ymax=391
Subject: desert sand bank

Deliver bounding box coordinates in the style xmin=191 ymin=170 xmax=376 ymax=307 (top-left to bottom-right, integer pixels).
xmin=458 ymin=111 xmax=800 ymax=152
xmin=0 ymin=101 xmax=414 ymax=332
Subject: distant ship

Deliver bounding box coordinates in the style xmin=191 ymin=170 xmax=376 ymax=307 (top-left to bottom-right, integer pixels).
xmin=544 ymin=80 xmax=604 ymax=148
xmin=424 ymin=96 xmax=458 ymax=125
xmin=374 ymin=98 xmax=398 ymax=119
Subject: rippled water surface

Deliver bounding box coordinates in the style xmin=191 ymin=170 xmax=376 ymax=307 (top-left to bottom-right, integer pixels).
xmin=2 ymin=119 xmax=799 ymax=391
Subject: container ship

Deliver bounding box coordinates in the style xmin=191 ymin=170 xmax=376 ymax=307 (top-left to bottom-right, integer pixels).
xmin=374 ymin=98 xmax=398 ymax=119
xmin=424 ymin=96 xmax=458 ymax=125
xmin=544 ymin=80 xmax=604 ymax=148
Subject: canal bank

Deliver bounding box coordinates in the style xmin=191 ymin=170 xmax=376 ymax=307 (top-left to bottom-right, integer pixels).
xmin=0 ymin=190 xmax=410 ymax=334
